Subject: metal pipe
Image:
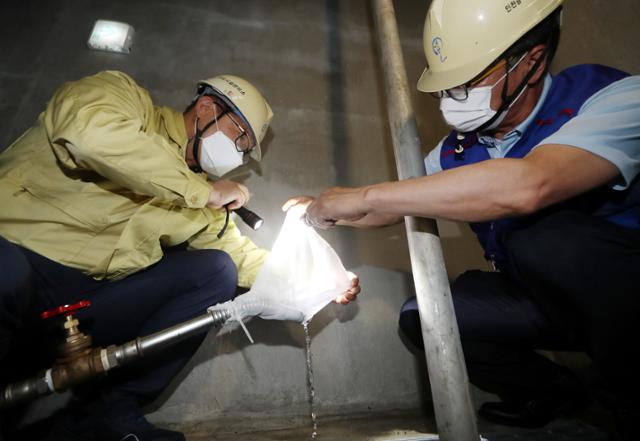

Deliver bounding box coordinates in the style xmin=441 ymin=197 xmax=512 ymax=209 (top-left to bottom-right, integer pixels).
xmin=0 ymin=373 xmax=50 ymax=408
xmin=371 ymin=1 xmax=480 ymax=440
xmin=107 ymin=308 xmax=232 ymax=368
xmin=0 ymin=308 xmax=231 ymax=409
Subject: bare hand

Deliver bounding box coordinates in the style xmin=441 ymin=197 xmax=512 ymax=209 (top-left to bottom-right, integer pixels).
xmin=282 ymin=195 xmax=315 ymax=212
xmin=207 ymin=180 xmax=250 ymax=210
xmin=281 ymin=195 xmax=315 ymax=222
xmin=335 ymin=272 xmax=361 ymax=305
xmin=305 ymin=186 xmax=368 ymax=229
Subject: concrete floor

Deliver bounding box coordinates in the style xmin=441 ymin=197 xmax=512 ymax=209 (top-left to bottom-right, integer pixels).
xmin=171 ymin=413 xmax=611 ymax=441
xmin=164 ymin=386 xmax=617 ymax=440
xmin=10 ymin=404 xmax=615 ymax=441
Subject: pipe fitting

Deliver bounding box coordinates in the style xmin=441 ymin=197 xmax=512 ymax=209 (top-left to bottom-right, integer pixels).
xmin=0 ymin=306 xmax=232 ymax=408
xmin=50 ymin=347 xmax=107 ymax=392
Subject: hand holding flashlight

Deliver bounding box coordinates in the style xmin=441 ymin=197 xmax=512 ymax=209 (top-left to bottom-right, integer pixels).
xmin=207 ymin=180 xmax=250 ymax=210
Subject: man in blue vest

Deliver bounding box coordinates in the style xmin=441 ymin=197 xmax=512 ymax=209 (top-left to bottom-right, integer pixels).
xmin=297 ymin=0 xmax=640 ymax=438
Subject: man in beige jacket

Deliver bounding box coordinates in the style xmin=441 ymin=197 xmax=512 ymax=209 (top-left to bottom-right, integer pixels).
xmin=0 ymin=71 xmax=359 ymax=441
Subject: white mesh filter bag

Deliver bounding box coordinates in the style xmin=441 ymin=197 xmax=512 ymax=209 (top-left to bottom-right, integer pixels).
xmin=211 ymin=206 xmax=352 ymax=328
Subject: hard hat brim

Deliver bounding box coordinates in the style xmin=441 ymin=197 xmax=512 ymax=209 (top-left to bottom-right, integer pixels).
xmin=249 ymin=141 xmax=262 ymax=161
xmin=417 ymin=67 xmax=479 ymax=93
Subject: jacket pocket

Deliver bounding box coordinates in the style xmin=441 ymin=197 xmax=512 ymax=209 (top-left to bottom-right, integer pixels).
xmin=20 ymin=182 xmax=109 ymax=232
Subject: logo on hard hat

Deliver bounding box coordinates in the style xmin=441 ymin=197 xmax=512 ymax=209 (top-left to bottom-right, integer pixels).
xmin=220 ymin=76 xmax=246 ymax=96
xmin=432 ymin=37 xmax=447 ymax=63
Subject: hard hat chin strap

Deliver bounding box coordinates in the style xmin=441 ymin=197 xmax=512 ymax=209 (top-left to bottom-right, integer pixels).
xmin=467 ymin=47 xmax=548 ymax=136
xmin=190 ymin=115 xmax=220 ymax=173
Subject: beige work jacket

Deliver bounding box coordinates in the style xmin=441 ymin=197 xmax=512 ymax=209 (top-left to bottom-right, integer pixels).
xmin=0 ymin=71 xmax=267 ymax=287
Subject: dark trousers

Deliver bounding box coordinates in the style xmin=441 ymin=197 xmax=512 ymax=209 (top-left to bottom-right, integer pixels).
xmin=399 ymin=210 xmax=640 ymax=409
xmin=0 ymin=236 xmax=237 ymax=411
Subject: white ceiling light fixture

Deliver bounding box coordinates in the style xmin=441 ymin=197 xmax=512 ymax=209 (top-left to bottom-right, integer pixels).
xmin=87 ymin=20 xmax=135 ymax=54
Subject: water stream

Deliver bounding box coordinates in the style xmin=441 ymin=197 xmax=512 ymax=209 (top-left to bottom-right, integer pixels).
xmin=303 ymin=322 xmax=318 ymax=440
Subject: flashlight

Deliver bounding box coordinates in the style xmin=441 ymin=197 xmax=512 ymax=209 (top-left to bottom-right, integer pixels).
xmin=234 ymin=206 xmax=264 ymax=230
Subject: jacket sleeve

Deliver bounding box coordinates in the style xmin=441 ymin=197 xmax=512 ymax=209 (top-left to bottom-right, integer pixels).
xmin=42 ymin=71 xmax=210 ymax=209
xmin=187 ymin=210 xmax=269 ymax=288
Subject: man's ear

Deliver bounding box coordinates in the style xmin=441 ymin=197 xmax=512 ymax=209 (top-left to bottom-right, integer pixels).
xmin=526 ymin=44 xmax=548 ymax=85
xmin=195 ymin=96 xmax=216 ymax=120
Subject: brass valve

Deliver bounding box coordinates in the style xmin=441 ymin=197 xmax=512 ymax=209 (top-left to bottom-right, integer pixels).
xmin=40 ymin=300 xmax=104 ymax=391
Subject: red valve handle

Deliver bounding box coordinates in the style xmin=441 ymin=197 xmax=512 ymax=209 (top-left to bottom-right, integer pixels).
xmin=40 ymin=300 xmax=91 ymax=319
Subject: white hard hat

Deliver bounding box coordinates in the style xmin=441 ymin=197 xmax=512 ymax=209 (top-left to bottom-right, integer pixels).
xmin=417 ymin=0 xmax=563 ymax=93
xmin=198 ymin=75 xmax=274 ymax=161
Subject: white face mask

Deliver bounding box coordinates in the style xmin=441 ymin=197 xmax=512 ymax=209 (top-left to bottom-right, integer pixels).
xmin=439 ymin=53 xmax=527 ymax=133
xmin=199 ymin=131 xmax=244 ymax=177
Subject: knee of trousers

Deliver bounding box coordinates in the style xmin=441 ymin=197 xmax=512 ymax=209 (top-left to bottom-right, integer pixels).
xmin=183 ymin=250 xmax=238 ymax=302
xmin=398 ymin=297 xmax=424 ymax=349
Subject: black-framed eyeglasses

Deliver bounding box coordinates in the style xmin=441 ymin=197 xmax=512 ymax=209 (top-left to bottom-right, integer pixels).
xmin=226 ymin=112 xmax=255 ymax=154
xmin=430 ymin=86 xmax=470 ymax=102
xmin=429 ymin=58 xmax=510 ymax=102
xmin=209 ymin=98 xmax=256 ymax=155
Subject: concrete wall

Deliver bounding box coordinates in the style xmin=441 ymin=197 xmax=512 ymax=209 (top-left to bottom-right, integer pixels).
xmin=1 ymin=0 xmax=639 ymax=426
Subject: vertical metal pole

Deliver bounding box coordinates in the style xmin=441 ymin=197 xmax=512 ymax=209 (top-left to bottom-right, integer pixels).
xmin=371 ymin=1 xmax=480 ymax=440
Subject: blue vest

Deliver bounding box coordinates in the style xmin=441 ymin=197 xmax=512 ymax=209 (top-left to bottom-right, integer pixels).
xmin=439 ymin=64 xmax=635 ymax=273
